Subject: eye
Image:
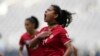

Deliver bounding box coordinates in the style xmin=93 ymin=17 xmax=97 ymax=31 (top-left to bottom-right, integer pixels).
xmin=47 ymin=9 xmax=52 ymax=11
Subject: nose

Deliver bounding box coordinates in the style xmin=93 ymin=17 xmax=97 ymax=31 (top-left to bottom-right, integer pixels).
xmin=44 ymin=11 xmax=47 ymax=16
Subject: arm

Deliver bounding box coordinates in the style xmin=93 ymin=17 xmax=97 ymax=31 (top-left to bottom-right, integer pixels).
xmin=63 ymin=43 xmax=78 ymax=56
xmin=28 ymin=35 xmax=41 ymax=48
xmin=72 ymin=46 xmax=78 ymax=56
xmin=59 ymin=29 xmax=72 ymax=56
xmin=18 ymin=45 xmax=24 ymax=56
xmin=27 ymin=31 xmax=51 ymax=48
xmin=63 ymin=42 xmax=72 ymax=56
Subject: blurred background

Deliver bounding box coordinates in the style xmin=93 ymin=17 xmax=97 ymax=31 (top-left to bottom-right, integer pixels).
xmin=0 ymin=0 xmax=100 ymax=56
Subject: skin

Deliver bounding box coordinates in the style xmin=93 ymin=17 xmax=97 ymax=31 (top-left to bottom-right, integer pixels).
xmin=25 ymin=20 xmax=35 ymax=35
xmin=64 ymin=44 xmax=78 ymax=56
xmin=44 ymin=6 xmax=58 ymax=27
xmin=18 ymin=20 xmax=36 ymax=56
xmin=73 ymin=46 xmax=78 ymax=56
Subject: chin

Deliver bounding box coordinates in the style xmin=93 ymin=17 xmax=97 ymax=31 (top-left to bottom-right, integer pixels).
xmin=44 ymin=20 xmax=47 ymax=22
xmin=44 ymin=18 xmax=47 ymax=22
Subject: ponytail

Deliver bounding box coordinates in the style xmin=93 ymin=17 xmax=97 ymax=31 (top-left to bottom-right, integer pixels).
xmin=60 ymin=10 xmax=72 ymax=27
xmin=51 ymin=5 xmax=72 ymax=28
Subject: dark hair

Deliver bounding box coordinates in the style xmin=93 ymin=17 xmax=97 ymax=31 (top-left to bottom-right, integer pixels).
xmin=51 ymin=5 xmax=72 ymax=28
xmin=26 ymin=16 xmax=39 ymax=29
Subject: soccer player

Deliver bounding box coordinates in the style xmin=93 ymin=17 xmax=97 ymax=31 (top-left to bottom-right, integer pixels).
xmin=18 ymin=16 xmax=39 ymax=56
xmin=29 ymin=5 xmax=76 ymax=56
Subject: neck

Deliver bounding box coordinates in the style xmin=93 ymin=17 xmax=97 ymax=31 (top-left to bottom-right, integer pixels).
xmin=28 ymin=29 xmax=35 ymax=35
xmin=47 ymin=22 xmax=57 ymax=29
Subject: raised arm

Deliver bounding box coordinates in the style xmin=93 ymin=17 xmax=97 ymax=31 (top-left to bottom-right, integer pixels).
xmin=26 ymin=31 xmax=51 ymax=48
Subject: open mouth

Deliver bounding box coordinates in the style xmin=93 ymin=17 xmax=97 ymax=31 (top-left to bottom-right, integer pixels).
xmin=44 ymin=14 xmax=47 ymax=19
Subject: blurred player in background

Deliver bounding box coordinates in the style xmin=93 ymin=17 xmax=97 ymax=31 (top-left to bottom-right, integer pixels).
xmin=18 ymin=16 xmax=39 ymax=56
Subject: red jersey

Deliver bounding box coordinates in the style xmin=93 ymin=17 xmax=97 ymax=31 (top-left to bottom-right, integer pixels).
xmin=31 ymin=25 xmax=71 ymax=56
xmin=19 ymin=32 xmax=38 ymax=56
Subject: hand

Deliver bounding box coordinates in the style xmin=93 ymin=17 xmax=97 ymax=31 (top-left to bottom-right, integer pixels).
xmin=38 ymin=31 xmax=52 ymax=40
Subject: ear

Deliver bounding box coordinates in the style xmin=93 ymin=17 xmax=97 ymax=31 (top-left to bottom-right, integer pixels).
xmin=54 ymin=14 xmax=58 ymax=18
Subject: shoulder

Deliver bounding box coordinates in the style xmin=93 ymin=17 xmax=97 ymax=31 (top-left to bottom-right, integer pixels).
xmin=20 ymin=32 xmax=28 ymax=39
xmin=40 ymin=26 xmax=48 ymax=32
xmin=56 ymin=25 xmax=67 ymax=34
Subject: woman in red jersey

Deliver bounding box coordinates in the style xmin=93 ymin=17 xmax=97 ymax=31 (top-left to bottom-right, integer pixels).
xmin=28 ymin=5 xmax=77 ymax=56
xmin=18 ymin=16 xmax=39 ymax=56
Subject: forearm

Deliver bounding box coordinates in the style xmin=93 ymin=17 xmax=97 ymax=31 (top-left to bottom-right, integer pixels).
xmin=29 ymin=36 xmax=40 ymax=47
xmin=18 ymin=50 xmax=23 ymax=56
xmin=18 ymin=46 xmax=23 ymax=56
xmin=73 ymin=46 xmax=78 ymax=56
xmin=29 ymin=36 xmax=42 ymax=47
xmin=27 ymin=31 xmax=51 ymax=47
xmin=63 ymin=42 xmax=72 ymax=56
xmin=63 ymin=46 xmax=71 ymax=56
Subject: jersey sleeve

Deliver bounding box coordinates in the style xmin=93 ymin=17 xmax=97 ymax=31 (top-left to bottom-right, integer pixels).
xmin=39 ymin=27 xmax=48 ymax=32
xmin=59 ymin=29 xmax=71 ymax=45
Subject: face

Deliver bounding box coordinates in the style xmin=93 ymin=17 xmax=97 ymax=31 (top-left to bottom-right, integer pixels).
xmin=25 ymin=20 xmax=35 ymax=32
xmin=44 ymin=6 xmax=57 ymax=22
